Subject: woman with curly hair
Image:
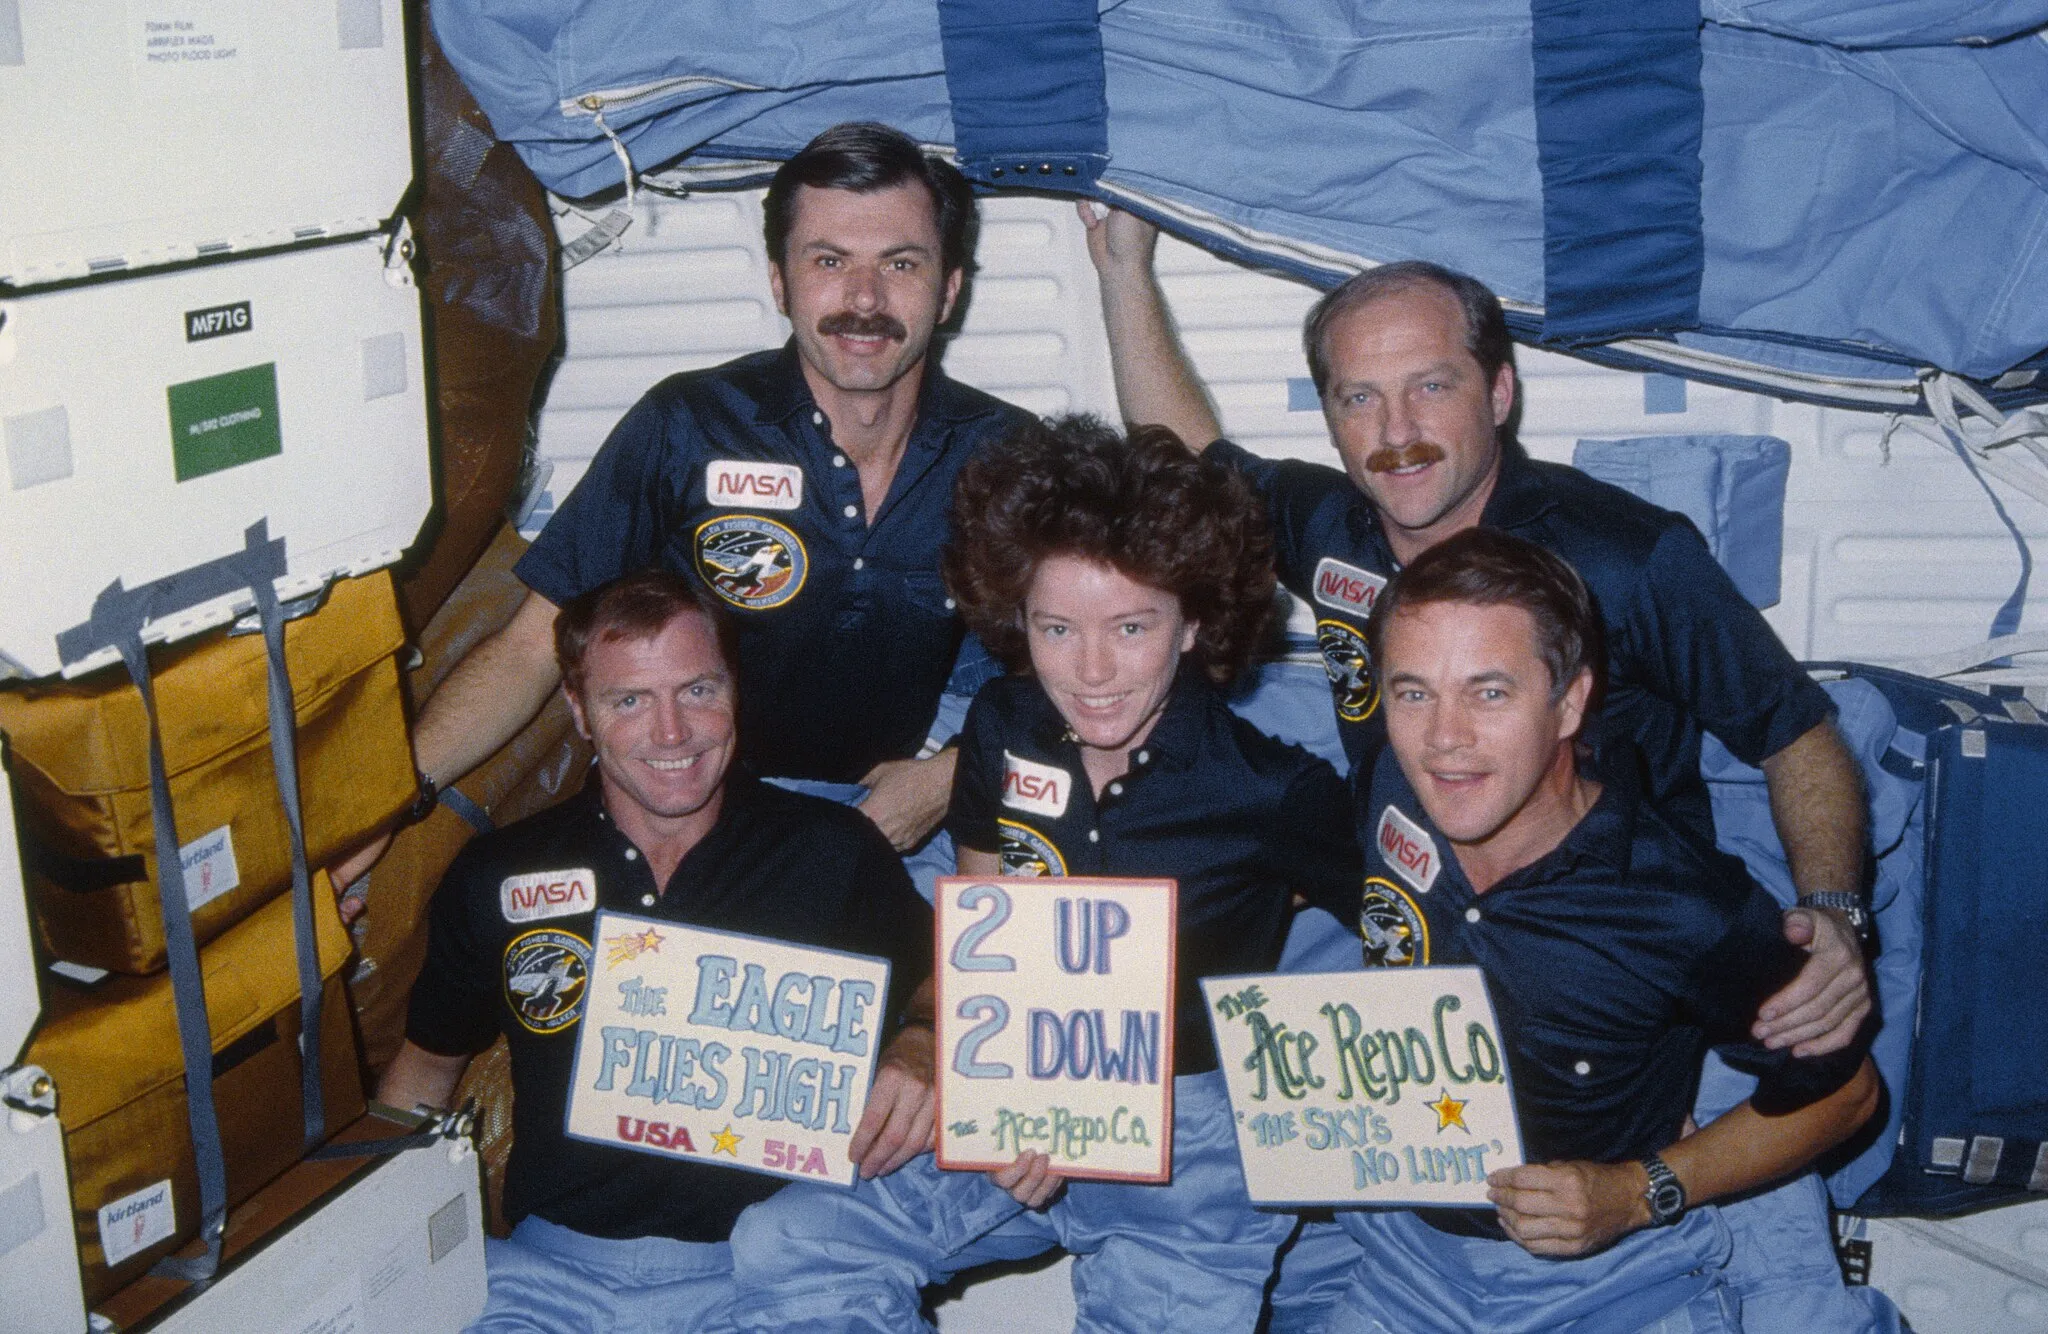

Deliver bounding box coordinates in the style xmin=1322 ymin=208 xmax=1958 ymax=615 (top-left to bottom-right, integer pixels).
xmin=728 ymin=416 xmax=1361 ymax=1334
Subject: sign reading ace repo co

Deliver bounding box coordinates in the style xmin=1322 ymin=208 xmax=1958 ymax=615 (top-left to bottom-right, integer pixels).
xmin=1204 ymin=965 xmax=1524 ymax=1208
xmin=935 ymin=876 xmax=1176 ymax=1184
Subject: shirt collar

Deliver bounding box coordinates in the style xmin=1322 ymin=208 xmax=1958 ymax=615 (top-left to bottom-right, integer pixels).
xmin=1477 ymin=440 xmax=1559 ymax=532
xmin=750 ymin=338 xmax=992 ymax=433
xmin=580 ymin=761 xmax=768 ymax=844
xmin=1023 ymin=662 xmax=1216 ymax=769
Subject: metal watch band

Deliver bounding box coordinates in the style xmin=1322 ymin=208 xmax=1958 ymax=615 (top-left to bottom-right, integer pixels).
xmin=1640 ymin=1152 xmax=1686 ymax=1226
xmin=1796 ymin=890 xmax=1874 ymax=938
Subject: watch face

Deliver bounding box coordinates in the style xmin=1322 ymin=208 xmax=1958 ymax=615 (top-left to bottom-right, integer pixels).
xmin=1650 ymin=1181 xmax=1686 ymax=1221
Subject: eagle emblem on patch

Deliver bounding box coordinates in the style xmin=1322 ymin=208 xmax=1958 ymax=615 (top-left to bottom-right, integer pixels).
xmin=503 ymin=928 xmax=591 ymax=1035
xmin=1316 ymin=618 xmax=1380 ymax=723
xmin=1360 ymin=876 xmax=1429 ymax=968
xmin=998 ymin=819 xmax=1067 ymax=877
xmin=694 ymin=514 xmax=808 ymax=610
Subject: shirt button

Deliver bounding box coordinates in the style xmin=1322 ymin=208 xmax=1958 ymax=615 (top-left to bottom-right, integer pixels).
xmin=1573 ymin=1060 xmax=1592 ymax=1076
xmin=1135 ymin=750 xmax=1149 ymax=765
xmin=811 ymin=411 xmax=824 ymax=426
xmin=623 ymin=848 xmax=638 ymax=861
xmin=1087 ymin=829 xmax=1100 ymax=844
xmin=833 ymin=454 xmax=848 ymax=468
xmin=945 ymin=597 xmax=957 ymax=610
xmin=853 ymin=557 xmax=865 ymax=571
xmin=1107 ymin=782 xmax=1123 ymax=797
xmin=843 ymin=503 xmax=859 ymax=519
xmin=1463 ymin=906 xmax=1481 ymax=923
xmin=640 ymin=893 xmax=656 ymax=907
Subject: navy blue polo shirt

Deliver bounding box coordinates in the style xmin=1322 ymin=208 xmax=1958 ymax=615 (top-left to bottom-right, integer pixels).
xmin=406 ymin=772 xmax=932 ymax=1243
xmin=1208 ymin=440 xmax=1833 ymax=837
xmin=517 ymin=343 xmax=1030 ymax=783
xmin=947 ymin=670 xmax=1362 ymax=1076
xmin=1356 ymin=749 xmax=1867 ymax=1183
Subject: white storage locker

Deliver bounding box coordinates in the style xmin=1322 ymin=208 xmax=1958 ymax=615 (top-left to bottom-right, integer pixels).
xmin=143 ymin=1135 xmax=487 ymax=1334
xmin=0 ymin=767 xmax=38 ymax=1067
xmin=0 ymin=0 xmax=413 ymax=287
xmin=0 ymin=1080 xmax=86 ymax=1334
xmin=0 ymin=231 xmax=432 ymax=680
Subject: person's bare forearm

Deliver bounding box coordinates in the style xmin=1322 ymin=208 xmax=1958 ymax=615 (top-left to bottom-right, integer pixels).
xmin=413 ymin=591 xmax=565 ymax=788
xmin=376 ymin=1041 xmax=473 ymax=1113
xmin=1662 ymin=1057 xmax=1879 ymax=1207
xmin=1490 ymin=1058 xmax=1879 ymax=1254
xmin=1080 ymin=204 xmax=1222 ymax=451
xmin=1761 ymin=720 xmax=1864 ymax=898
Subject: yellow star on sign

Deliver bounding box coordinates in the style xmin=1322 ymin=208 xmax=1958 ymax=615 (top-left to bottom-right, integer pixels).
xmin=711 ymin=1124 xmax=742 ymax=1157
xmin=604 ymin=926 xmax=666 ymax=967
xmin=1428 ymin=1089 xmax=1470 ymax=1134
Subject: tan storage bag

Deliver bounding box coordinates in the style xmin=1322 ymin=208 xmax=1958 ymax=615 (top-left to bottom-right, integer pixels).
xmin=28 ymin=875 xmax=364 ymax=1303
xmin=0 ymin=571 xmax=415 ymax=974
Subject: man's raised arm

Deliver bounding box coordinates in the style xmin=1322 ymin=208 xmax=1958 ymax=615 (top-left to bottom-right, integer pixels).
xmin=1752 ymin=720 xmax=1873 ymax=1057
xmin=1077 ymin=204 xmax=1221 ymax=451
xmin=329 ymin=589 xmax=565 ymax=891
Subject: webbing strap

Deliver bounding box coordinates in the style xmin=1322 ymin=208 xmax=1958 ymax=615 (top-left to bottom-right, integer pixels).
xmin=224 ymin=547 xmax=326 ymax=1154
xmin=110 ymin=621 xmax=227 ymax=1283
xmin=1923 ymin=372 xmax=2046 ymax=654
xmin=437 ymin=785 xmax=494 ymax=835
xmin=63 ymin=523 xmax=329 ymax=1283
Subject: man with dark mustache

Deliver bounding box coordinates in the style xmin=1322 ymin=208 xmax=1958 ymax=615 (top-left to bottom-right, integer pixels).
xmin=336 ymin=120 xmax=1029 ymax=909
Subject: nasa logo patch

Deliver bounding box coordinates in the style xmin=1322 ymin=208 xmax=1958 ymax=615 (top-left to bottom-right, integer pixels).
xmin=998 ymin=818 xmax=1067 ymax=877
xmin=500 ymin=868 xmax=596 ymax=924
xmin=1000 ymin=751 xmax=1072 ymax=818
xmin=1360 ymin=876 xmax=1429 ymax=967
xmin=1311 ymin=557 xmax=1386 ymax=616
xmin=706 ymin=459 xmax=803 ymax=511
xmin=502 ymin=928 xmax=591 ymax=1035
xmin=1376 ymin=805 xmax=1440 ymax=896
xmin=694 ymin=514 xmax=808 ymax=610
xmin=1316 ymin=618 xmax=1380 ymax=723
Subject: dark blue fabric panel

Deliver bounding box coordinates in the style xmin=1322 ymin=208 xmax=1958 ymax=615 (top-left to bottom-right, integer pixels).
xmin=936 ymin=0 xmax=1107 ymax=187
xmin=1529 ymin=1 xmax=1704 ymax=344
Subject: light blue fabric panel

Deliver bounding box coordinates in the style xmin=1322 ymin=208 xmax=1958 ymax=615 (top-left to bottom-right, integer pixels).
xmin=1095 ymin=0 xmax=1547 ymax=306
xmin=1571 ymin=435 xmax=1789 ymax=609
xmin=1701 ymin=0 xmax=2048 ymax=47
xmin=429 ymin=0 xmax=954 ymax=198
xmin=1697 ymin=678 xmax=1925 ymax=1207
xmin=1697 ymin=22 xmax=2048 ymax=380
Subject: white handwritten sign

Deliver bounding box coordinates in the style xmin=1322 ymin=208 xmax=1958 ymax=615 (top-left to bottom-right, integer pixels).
xmin=565 ymin=910 xmax=891 ymax=1188
xmin=1203 ymin=966 xmax=1524 ymax=1207
xmin=935 ymin=876 xmax=1176 ymax=1184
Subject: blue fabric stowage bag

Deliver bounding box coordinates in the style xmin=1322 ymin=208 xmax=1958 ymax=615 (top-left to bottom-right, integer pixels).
xmin=1573 ymin=434 xmax=1789 ymax=609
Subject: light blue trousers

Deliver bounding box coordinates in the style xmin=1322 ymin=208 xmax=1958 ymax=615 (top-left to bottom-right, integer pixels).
xmin=468 ymin=1216 xmax=736 ymax=1334
xmin=726 ymin=1072 xmax=1294 ymax=1333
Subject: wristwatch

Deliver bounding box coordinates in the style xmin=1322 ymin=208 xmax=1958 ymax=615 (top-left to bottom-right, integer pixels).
xmin=1795 ymin=891 xmax=1874 ymax=944
xmin=1640 ymin=1153 xmax=1686 ymax=1227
